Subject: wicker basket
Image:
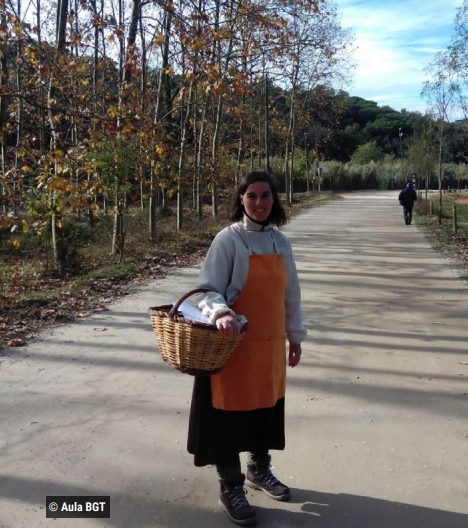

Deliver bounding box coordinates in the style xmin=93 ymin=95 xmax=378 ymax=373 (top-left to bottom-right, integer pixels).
xmin=148 ymin=288 xmax=247 ymax=376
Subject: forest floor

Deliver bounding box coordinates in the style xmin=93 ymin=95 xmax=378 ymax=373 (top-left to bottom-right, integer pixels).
xmin=0 ymin=191 xmax=335 ymax=350
xmin=415 ymin=190 xmax=468 ymax=280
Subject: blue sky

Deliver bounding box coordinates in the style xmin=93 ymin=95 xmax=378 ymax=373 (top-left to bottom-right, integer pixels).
xmin=334 ymin=0 xmax=464 ymax=113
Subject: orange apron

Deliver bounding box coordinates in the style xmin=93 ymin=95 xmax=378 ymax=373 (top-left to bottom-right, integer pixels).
xmin=211 ymin=245 xmax=287 ymax=411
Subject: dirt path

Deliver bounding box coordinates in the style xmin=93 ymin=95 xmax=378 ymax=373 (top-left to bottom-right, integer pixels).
xmin=1 ymin=190 xmax=467 ymax=528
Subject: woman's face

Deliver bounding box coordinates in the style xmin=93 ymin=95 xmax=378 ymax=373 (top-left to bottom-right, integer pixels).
xmin=241 ymin=181 xmax=274 ymax=223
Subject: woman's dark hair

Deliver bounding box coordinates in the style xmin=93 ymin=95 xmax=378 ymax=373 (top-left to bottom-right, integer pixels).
xmin=230 ymin=171 xmax=287 ymax=227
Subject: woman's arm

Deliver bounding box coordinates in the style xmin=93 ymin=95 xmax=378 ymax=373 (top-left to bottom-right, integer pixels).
xmin=283 ymin=237 xmax=307 ymax=345
xmin=193 ymin=229 xmax=237 ymax=323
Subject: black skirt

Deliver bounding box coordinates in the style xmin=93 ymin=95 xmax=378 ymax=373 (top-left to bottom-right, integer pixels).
xmin=187 ymin=375 xmax=285 ymax=467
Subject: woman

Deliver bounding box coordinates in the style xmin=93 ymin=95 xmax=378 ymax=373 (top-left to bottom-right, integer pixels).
xmin=188 ymin=171 xmax=306 ymax=526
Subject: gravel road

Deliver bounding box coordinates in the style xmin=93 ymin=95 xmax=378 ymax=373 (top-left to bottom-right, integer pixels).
xmin=1 ymin=190 xmax=467 ymax=528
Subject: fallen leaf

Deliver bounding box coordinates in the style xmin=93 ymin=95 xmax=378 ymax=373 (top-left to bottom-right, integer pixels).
xmin=76 ymin=311 xmax=92 ymax=318
xmin=93 ymin=327 xmax=107 ymax=332
xmin=8 ymin=338 xmax=25 ymax=347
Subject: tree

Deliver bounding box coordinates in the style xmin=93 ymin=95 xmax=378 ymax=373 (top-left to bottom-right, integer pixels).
xmin=274 ymin=1 xmax=353 ymax=204
xmin=350 ymin=141 xmax=384 ymax=165
xmin=447 ymin=0 xmax=468 ymax=118
xmin=406 ymin=133 xmax=437 ymax=202
xmin=422 ymin=51 xmax=456 ymax=224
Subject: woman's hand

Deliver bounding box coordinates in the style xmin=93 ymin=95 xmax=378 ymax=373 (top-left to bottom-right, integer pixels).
xmin=215 ymin=314 xmax=240 ymax=338
xmin=288 ymin=343 xmax=302 ymax=367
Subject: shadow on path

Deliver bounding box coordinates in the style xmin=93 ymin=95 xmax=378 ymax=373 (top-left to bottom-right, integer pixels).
xmin=1 ymin=475 xmax=466 ymax=528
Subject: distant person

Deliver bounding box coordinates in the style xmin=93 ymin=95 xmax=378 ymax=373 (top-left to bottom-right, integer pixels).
xmin=398 ymin=182 xmax=417 ymax=225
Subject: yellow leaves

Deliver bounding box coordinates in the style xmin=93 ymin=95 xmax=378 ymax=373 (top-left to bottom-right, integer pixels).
xmin=49 ymin=150 xmax=64 ymax=162
xmin=108 ymin=106 xmax=118 ymax=119
xmin=153 ymin=35 xmax=165 ymax=46
xmin=212 ymin=80 xmax=224 ymax=94
xmin=46 ymin=176 xmax=72 ymax=193
xmin=12 ymin=22 xmax=23 ymax=35
xmin=193 ymin=41 xmax=204 ymax=53
xmin=10 ymin=239 xmax=21 ymax=247
xmin=0 ymin=216 xmax=11 ymax=230
xmin=155 ymin=146 xmax=165 ymax=156
xmin=27 ymin=46 xmax=38 ymax=60
xmin=122 ymin=123 xmax=133 ymax=133
xmin=81 ymin=78 xmax=91 ymax=86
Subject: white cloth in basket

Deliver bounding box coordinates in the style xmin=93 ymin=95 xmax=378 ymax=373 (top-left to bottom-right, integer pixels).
xmin=174 ymin=300 xmax=214 ymax=325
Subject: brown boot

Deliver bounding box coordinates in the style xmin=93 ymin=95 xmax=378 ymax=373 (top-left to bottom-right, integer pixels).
xmin=246 ymin=466 xmax=291 ymax=501
xmin=219 ymin=479 xmax=257 ymax=526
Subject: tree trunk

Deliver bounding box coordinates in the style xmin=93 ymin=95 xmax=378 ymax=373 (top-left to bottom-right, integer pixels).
xmin=149 ymin=176 xmax=157 ymax=240
xmin=155 ymin=6 xmax=172 ymax=124
xmin=139 ymin=6 xmax=147 ymax=212
xmin=51 ymin=210 xmax=66 ymax=275
xmin=36 ymin=0 xmax=46 ymax=154
xmin=123 ymin=0 xmax=141 ymax=84
xmin=196 ymin=99 xmax=208 ymax=220
xmin=91 ymin=0 xmax=99 ymax=92
xmin=150 ymin=4 xmax=173 ymax=239
xmin=47 ymin=0 xmax=69 ymax=274
xmin=0 ymin=6 xmax=9 ymax=213
xmin=438 ymin=121 xmax=444 ymax=224
xmin=264 ymin=71 xmax=271 ymax=174
xmin=289 ymin=108 xmax=296 ymax=202
xmin=15 ymin=0 xmax=22 ymax=171
xmin=177 ymin=62 xmax=194 ymax=230
xmin=56 ymin=0 xmax=69 ymax=52
xmin=235 ymin=103 xmax=244 ymax=187
xmin=112 ymin=194 xmax=125 ymax=262
xmin=210 ymin=0 xmax=235 ymax=216
xmin=283 ymin=84 xmax=297 ymax=206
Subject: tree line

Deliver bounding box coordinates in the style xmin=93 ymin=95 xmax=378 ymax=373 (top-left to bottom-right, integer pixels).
xmin=2 ymin=0 xmax=468 ymax=272
xmin=1 ymin=0 xmax=354 ymax=272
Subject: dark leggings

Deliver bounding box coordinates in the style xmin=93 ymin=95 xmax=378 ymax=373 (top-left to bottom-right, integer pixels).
xmin=216 ymin=450 xmax=270 ymax=483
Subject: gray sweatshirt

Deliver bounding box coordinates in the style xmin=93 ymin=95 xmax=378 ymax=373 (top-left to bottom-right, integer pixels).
xmin=194 ymin=215 xmax=307 ymax=344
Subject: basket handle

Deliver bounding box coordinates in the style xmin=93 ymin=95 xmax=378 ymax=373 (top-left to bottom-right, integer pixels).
xmin=169 ymin=288 xmax=213 ymax=318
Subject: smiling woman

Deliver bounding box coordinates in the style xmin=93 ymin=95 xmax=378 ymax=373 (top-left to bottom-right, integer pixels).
xmin=240 ymin=182 xmax=274 ymax=224
xmin=187 ymin=171 xmax=307 ymax=525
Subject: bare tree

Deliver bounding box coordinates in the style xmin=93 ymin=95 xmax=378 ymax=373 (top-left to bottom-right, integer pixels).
xmin=0 ymin=2 xmax=9 ymax=213
xmin=422 ymin=52 xmax=456 ymax=224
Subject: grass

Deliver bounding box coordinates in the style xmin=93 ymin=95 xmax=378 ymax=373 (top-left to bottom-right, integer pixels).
xmin=415 ymin=190 xmax=468 ymax=279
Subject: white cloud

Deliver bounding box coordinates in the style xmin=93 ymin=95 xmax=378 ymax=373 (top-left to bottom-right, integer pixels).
xmin=334 ymin=0 xmax=465 ymax=112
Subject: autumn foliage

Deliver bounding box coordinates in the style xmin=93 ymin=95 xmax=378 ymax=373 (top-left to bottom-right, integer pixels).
xmin=0 ymin=0 xmax=351 ymax=272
